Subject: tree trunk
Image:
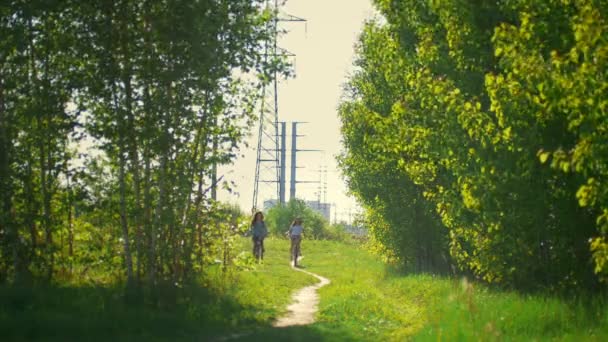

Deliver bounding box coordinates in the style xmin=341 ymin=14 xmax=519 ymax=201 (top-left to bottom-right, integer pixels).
xmin=64 ymin=156 xmax=73 ymax=260
xmin=211 ymin=114 xmax=218 ymax=201
xmin=153 ymin=115 xmax=169 ymax=285
xmin=182 ymin=112 xmax=206 ymax=278
xmin=164 ymin=80 xmax=179 ymax=287
xmin=0 ymin=68 xmax=15 ymax=283
xmin=111 ymin=73 xmax=134 ymax=288
xmin=120 ymin=0 xmax=143 ymax=286
xmin=29 ymin=16 xmax=54 ymax=282
xmin=37 ymin=116 xmax=54 ymax=281
xmin=179 ymin=93 xmax=210 ymax=279
xmin=105 ymin=0 xmax=134 ymax=288
xmin=142 ymin=0 xmax=156 ymax=290
xmin=113 ymin=82 xmax=135 ymax=288
xmin=118 ymin=140 xmax=135 ymax=287
xmin=143 ymin=86 xmax=155 ymax=289
xmin=182 ymin=91 xmax=215 ymax=279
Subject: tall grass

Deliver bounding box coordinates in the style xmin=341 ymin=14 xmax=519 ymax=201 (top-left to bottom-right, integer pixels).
xmin=0 ymin=237 xmax=313 ymax=341
xmin=288 ymin=240 xmax=608 ymax=341
xmin=299 ymin=240 xmax=445 ymax=340
xmin=2 ymin=238 xmax=606 ymax=341
xmin=415 ymin=277 xmax=608 ymax=341
xmin=219 ymin=236 xmax=317 ymax=322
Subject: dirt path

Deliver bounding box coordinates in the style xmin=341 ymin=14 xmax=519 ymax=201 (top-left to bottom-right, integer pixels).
xmin=213 ymin=258 xmax=331 ymax=341
xmin=272 ymin=258 xmax=331 ymax=327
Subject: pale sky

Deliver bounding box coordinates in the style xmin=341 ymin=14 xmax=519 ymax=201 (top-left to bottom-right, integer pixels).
xmin=218 ymin=0 xmax=375 ymax=223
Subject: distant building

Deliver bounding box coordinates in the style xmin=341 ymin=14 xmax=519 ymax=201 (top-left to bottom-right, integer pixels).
xmin=305 ymin=200 xmax=331 ymax=221
xmin=263 ymin=199 xmax=278 ymax=211
xmin=343 ymin=224 xmax=366 ymax=236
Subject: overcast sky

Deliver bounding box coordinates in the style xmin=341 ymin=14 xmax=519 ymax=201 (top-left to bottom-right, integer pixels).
xmin=218 ymin=0 xmax=376 ymax=223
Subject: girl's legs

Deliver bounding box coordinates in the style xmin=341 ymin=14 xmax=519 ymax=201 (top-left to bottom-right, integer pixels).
xmin=295 ymin=237 xmax=302 ymax=258
xmin=291 ymin=236 xmax=301 ymax=266
xmin=252 ymin=237 xmax=262 ymax=258
xmin=260 ymin=238 xmax=265 ymax=259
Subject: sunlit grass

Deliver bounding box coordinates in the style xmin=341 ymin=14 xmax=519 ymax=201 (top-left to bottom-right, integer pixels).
xmin=414 ymin=278 xmax=608 ymax=341
xmin=220 ymin=236 xmax=317 ymax=323
xmin=265 ymin=239 xmax=608 ymax=341
xmin=298 ymin=240 xmax=441 ymax=341
xmin=2 ymin=238 xmax=607 ymax=341
xmin=0 ymin=236 xmax=314 ymax=341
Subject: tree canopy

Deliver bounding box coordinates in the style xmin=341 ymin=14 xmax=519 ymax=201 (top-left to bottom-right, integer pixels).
xmin=339 ymin=0 xmax=608 ymax=291
xmin=0 ymin=0 xmax=278 ymax=298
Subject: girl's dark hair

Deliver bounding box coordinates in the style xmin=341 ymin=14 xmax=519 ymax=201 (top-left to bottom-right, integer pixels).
xmin=252 ymin=211 xmax=264 ymax=226
xmin=291 ymin=217 xmax=302 ymax=226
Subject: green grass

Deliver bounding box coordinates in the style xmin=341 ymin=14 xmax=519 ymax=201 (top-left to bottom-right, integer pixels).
xmin=2 ymin=237 xmax=607 ymax=341
xmin=414 ymin=278 xmax=608 ymax=341
xmin=0 ymin=284 xmax=242 ymax=341
xmin=241 ymin=239 xmax=608 ymax=341
xmin=217 ymin=236 xmax=317 ymax=323
xmin=285 ymin=240 xmax=442 ymax=341
xmin=0 ymin=237 xmax=313 ymax=341
xmin=235 ymin=239 xmax=436 ymax=341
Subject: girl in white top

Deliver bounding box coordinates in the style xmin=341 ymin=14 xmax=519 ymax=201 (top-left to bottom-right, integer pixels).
xmin=288 ymin=221 xmax=303 ymax=237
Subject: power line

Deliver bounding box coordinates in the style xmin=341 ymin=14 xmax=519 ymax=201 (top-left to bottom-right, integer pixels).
xmin=252 ymin=1 xmax=306 ymax=212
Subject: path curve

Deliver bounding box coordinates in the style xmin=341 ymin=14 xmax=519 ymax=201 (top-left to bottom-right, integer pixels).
xmin=272 ymin=259 xmax=331 ymax=327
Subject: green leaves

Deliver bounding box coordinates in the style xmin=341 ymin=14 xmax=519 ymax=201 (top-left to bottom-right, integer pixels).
xmin=538 ymin=150 xmax=551 ymax=164
xmin=340 ymin=0 xmax=607 ymax=290
xmin=265 ymin=199 xmax=332 ymax=240
xmin=0 ymin=0 xmax=277 ymax=288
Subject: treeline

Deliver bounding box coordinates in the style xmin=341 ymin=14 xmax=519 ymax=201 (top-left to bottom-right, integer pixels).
xmin=339 ymin=0 xmax=608 ymax=291
xmin=265 ymin=199 xmax=349 ymax=240
xmin=0 ymin=0 xmax=277 ymax=295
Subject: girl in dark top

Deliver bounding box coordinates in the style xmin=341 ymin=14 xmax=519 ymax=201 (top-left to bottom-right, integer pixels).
xmin=251 ymin=211 xmax=268 ymax=259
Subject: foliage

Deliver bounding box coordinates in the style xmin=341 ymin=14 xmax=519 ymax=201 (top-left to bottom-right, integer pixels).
xmin=324 ymin=222 xmax=350 ymax=242
xmin=339 ymin=0 xmax=608 ymax=291
xmin=305 ymin=241 xmax=608 ymax=341
xmin=226 ymin=239 xmax=608 ymax=340
xmin=0 ymin=237 xmax=315 ymax=341
xmin=0 ymin=0 xmax=283 ymax=301
xmin=2 ymin=236 xmax=604 ymax=341
xmin=415 ymin=278 xmax=608 ymax=341
xmin=264 ymin=199 xmax=332 ymax=239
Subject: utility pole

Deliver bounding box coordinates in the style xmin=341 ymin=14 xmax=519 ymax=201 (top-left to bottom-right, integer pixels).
xmin=252 ymin=1 xmax=306 ymax=211
xmin=289 ymin=122 xmax=320 ymax=201
xmin=290 ymin=122 xmax=298 ymax=200
xmin=279 ymin=122 xmax=287 ymax=205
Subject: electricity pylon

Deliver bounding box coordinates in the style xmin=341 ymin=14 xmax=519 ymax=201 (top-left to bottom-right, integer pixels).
xmin=252 ymin=0 xmax=305 ymax=212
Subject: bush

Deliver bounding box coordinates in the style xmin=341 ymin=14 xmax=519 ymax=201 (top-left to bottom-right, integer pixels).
xmin=264 ymin=199 xmax=337 ymax=240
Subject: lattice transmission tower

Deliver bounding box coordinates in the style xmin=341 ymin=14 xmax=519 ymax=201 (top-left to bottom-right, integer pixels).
xmin=252 ymin=0 xmax=305 ymax=212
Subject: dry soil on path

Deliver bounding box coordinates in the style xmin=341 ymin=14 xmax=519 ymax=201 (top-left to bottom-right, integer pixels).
xmin=214 ymin=258 xmax=331 ymax=341
xmin=272 ymin=259 xmax=331 ymax=327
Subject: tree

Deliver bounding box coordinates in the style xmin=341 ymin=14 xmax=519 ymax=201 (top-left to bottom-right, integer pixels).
xmin=0 ymin=0 xmax=280 ymax=298
xmin=265 ymin=199 xmax=330 ymax=239
xmin=340 ymin=0 xmax=607 ymax=291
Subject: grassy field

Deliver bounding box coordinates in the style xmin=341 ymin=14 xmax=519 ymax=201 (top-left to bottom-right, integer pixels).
xmin=276 ymin=239 xmax=442 ymax=341
xmin=1 ymin=237 xmax=607 ymax=341
xmin=413 ymin=279 xmax=608 ymax=341
xmin=0 ymin=237 xmax=313 ymax=341
xmin=241 ymin=238 xmax=608 ymax=341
